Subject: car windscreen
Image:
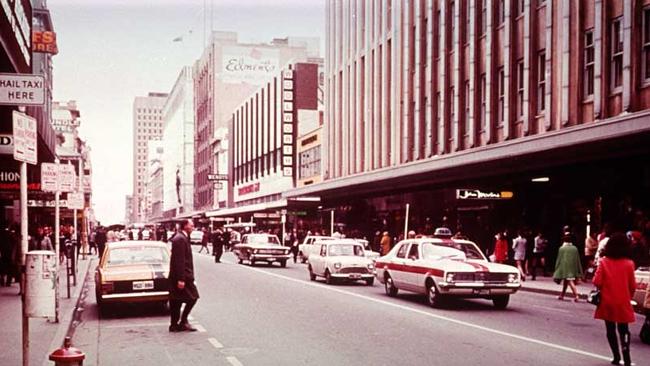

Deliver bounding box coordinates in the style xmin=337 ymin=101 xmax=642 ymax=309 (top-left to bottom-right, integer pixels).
xmin=328 ymin=244 xmax=364 ymax=257
xmin=106 ymin=246 xmax=169 ymax=266
xmin=244 ymin=235 xmax=280 ymax=245
xmin=422 ymin=242 xmax=485 ymax=260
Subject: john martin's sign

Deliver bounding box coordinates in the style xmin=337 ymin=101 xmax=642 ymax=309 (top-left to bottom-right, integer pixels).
xmin=456 ymin=189 xmax=514 ymax=200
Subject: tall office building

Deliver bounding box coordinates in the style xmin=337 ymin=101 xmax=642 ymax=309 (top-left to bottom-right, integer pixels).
xmin=132 ymin=92 xmax=168 ymax=223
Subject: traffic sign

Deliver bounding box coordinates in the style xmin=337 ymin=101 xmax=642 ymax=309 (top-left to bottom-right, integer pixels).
xmin=208 ymin=174 xmax=228 ymax=181
xmin=58 ymin=165 xmax=76 ymax=192
xmin=41 ymin=163 xmax=59 ymax=192
xmin=66 ymin=192 xmax=84 ymax=209
xmin=12 ymin=111 xmax=37 ymax=164
xmin=0 ymin=73 xmax=45 ymax=106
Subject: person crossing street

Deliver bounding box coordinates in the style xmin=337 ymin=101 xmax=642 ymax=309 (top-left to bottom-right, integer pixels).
xmin=169 ymin=219 xmax=200 ymax=332
xmin=212 ymin=228 xmax=224 ymax=263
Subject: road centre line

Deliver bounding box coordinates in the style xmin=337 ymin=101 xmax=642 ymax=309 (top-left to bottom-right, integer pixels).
xmin=241 ymin=265 xmax=611 ymax=362
xmin=227 ymin=356 xmax=244 ymax=366
xmin=208 ymin=337 xmax=224 ymax=349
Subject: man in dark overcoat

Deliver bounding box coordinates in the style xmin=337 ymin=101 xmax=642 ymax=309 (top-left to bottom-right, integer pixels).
xmin=169 ymin=219 xmax=200 ymax=332
xmin=212 ymin=229 xmax=224 ymax=263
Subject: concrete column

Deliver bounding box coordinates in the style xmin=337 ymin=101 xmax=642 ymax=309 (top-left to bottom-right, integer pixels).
xmin=544 ymin=0 xmax=553 ymax=130
xmin=414 ymin=0 xmax=422 ymax=161
xmin=560 ymin=0 xmax=570 ymax=126
xmin=622 ymin=0 xmax=632 ymax=111
xmin=522 ymin=0 xmax=531 ymax=135
xmin=381 ymin=0 xmax=390 ymax=168
xmin=468 ymin=0 xmax=476 ymax=147
xmin=425 ymin=0 xmax=434 ymax=157
xmin=342 ymin=0 xmax=349 ymax=176
xmin=391 ymin=0 xmax=401 ymax=166
xmin=364 ymin=0 xmax=372 ymax=172
xmin=593 ymin=0 xmax=602 ymax=119
xmin=403 ymin=0 xmax=412 ymax=163
xmin=485 ymin=0 xmax=494 ymax=143
xmin=503 ymin=0 xmax=512 ymax=139
xmin=438 ymin=0 xmax=447 ymax=154
xmin=374 ymin=0 xmax=382 ymax=170
xmin=452 ymin=0 xmax=461 ymax=151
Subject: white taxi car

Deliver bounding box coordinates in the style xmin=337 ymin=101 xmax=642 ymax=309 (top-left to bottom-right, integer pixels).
xmin=375 ymin=237 xmax=521 ymax=308
xmin=307 ymin=239 xmax=375 ymax=285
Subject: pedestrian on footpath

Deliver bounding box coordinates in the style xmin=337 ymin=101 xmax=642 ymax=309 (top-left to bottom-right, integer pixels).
xmin=95 ymin=227 xmax=107 ymax=259
xmin=290 ymin=228 xmax=299 ymax=263
xmin=593 ymin=232 xmax=636 ymax=366
xmin=530 ymin=232 xmax=547 ymax=280
xmin=212 ymin=228 xmax=224 ymax=263
xmin=512 ymin=231 xmax=527 ymax=281
xmin=198 ymin=227 xmax=210 ymax=254
xmin=169 ymin=219 xmax=199 ymax=332
xmin=584 ymin=231 xmax=599 ymax=278
xmin=553 ymin=233 xmax=583 ymax=302
xmin=492 ymin=232 xmax=508 ymax=264
xmin=380 ymin=231 xmax=392 ymax=256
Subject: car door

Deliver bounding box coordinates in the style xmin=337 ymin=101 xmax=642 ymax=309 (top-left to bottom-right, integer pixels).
xmin=312 ymin=244 xmax=328 ymax=275
xmin=390 ymin=241 xmax=410 ymax=287
xmin=403 ymin=243 xmax=424 ymax=292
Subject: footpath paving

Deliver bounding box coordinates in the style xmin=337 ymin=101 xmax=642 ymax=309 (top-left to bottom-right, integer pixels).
xmin=0 ymin=253 xmax=95 ymax=366
xmin=518 ymin=274 xmax=594 ymax=299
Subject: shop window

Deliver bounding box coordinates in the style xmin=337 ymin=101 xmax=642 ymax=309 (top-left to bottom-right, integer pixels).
xmin=537 ymin=51 xmax=546 ymax=113
xmin=610 ymin=17 xmax=623 ymax=90
xmin=479 ymin=74 xmax=486 ymax=132
xmin=517 ymin=59 xmax=524 ymax=118
xmin=584 ymin=30 xmax=595 ymax=97
xmin=497 ymin=67 xmax=504 ymax=124
xmin=643 ymin=8 xmax=650 ymax=82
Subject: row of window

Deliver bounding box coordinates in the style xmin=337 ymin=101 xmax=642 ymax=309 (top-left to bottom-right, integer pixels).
xmin=136 ymin=108 xmax=161 ymax=114
xmin=299 ymin=146 xmax=321 ymax=179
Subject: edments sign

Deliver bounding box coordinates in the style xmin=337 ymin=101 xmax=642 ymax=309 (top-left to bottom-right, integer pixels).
xmin=456 ymin=189 xmax=514 ymax=200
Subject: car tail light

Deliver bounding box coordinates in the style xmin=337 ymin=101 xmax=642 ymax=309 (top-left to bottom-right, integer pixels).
xmin=101 ymin=282 xmax=114 ymax=294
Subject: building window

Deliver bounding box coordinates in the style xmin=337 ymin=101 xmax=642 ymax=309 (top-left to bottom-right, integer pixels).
xmin=299 ymin=146 xmax=321 ymax=179
xmin=516 ymin=0 xmax=524 ymax=17
xmin=465 ymin=2 xmax=470 ymax=44
xmin=497 ymin=67 xmax=505 ymax=124
xmin=481 ymin=0 xmax=487 ymax=35
xmin=498 ymin=0 xmax=505 ymax=25
xmin=517 ymin=60 xmax=524 ymax=118
xmin=537 ymin=51 xmax=546 ymax=113
xmin=464 ymin=81 xmax=470 ymax=134
xmin=643 ymin=8 xmax=650 ymax=82
xmin=584 ymin=30 xmax=595 ymax=97
xmin=451 ymin=1 xmax=455 ymax=42
xmin=478 ymin=74 xmax=486 ymax=131
xmin=610 ymin=16 xmax=623 ymax=90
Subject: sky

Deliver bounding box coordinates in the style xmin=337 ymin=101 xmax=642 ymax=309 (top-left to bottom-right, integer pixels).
xmin=49 ymin=0 xmax=325 ymax=225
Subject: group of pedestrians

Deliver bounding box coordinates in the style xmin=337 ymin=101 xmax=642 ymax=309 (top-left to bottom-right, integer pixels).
xmin=196 ymin=226 xmax=230 ymax=264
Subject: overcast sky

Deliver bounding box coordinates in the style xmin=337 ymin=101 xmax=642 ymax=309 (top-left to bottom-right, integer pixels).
xmin=49 ymin=0 xmax=325 ymax=224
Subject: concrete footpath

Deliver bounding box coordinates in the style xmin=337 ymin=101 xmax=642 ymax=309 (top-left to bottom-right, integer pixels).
xmin=0 ymin=254 xmax=95 ymax=366
xmin=518 ymin=275 xmax=594 ymax=299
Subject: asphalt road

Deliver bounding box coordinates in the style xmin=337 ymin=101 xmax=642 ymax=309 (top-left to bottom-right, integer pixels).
xmin=73 ymin=248 xmax=650 ymax=366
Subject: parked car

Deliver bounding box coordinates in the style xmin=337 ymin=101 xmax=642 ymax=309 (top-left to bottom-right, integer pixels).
xmin=233 ymin=233 xmax=291 ymax=267
xmin=308 ymin=239 xmax=375 ymax=285
xmin=633 ymin=266 xmax=650 ymax=344
xmin=189 ymin=229 xmax=204 ymax=245
xmin=298 ymin=235 xmax=335 ymax=263
xmin=95 ymin=241 xmax=170 ymax=314
xmin=375 ymin=237 xmax=521 ymax=309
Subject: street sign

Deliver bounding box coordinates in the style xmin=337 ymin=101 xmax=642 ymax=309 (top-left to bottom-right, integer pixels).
xmin=0 ymin=73 xmax=45 ymax=105
xmin=213 ymin=182 xmax=224 ymax=189
xmin=12 ymin=111 xmax=37 ymax=164
xmin=208 ymin=174 xmax=228 ymax=181
xmin=0 ymin=133 xmax=13 ymax=155
xmin=58 ymin=165 xmax=76 ymax=192
xmin=66 ymin=192 xmax=84 ymax=209
xmin=41 ymin=163 xmax=58 ymax=192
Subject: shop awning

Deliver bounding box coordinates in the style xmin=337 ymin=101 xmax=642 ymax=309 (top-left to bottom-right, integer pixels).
xmin=205 ymin=199 xmax=288 ymax=218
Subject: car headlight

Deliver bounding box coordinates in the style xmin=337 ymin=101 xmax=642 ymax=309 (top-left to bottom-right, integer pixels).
xmin=252 ymin=249 xmax=258 ymax=254
xmin=333 ymin=262 xmax=342 ymax=269
xmin=445 ymin=273 xmax=455 ymax=283
xmin=508 ymin=273 xmax=519 ymax=283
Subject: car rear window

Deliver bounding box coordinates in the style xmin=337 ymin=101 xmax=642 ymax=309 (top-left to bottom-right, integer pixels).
xmin=106 ymin=246 xmax=169 ymax=266
xmin=328 ymin=244 xmax=364 ymax=257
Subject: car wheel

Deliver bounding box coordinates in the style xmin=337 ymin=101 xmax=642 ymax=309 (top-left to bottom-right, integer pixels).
xmin=325 ymin=269 xmax=334 ymax=285
xmin=492 ymin=295 xmax=510 ymax=309
xmin=384 ymin=274 xmax=398 ymax=297
xmin=280 ymin=260 xmax=287 ymax=268
xmin=426 ymin=279 xmax=443 ymax=308
xmin=366 ymin=278 xmax=374 ymax=286
xmin=308 ymin=266 xmax=316 ymax=281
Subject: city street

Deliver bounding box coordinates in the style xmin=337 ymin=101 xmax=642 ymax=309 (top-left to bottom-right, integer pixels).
xmin=72 ymin=249 xmax=650 ymax=366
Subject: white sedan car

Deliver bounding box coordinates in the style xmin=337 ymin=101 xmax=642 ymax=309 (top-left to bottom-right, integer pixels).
xmin=307 ymin=239 xmax=375 ymax=285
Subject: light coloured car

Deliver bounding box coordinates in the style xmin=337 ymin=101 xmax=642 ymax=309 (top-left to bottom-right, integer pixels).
xmin=307 ymin=239 xmax=375 ymax=285
xmin=189 ymin=229 xmax=204 ymax=245
xmin=233 ymin=233 xmax=291 ymax=267
xmin=298 ymin=235 xmax=335 ymax=263
xmin=375 ymin=237 xmax=521 ymax=308
xmin=633 ymin=267 xmax=649 ymax=314
xmin=350 ymin=238 xmax=380 ymax=261
xmin=95 ymin=241 xmax=170 ymax=314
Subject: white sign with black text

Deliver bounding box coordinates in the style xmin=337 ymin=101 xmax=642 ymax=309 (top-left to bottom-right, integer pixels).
xmin=0 ymin=133 xmax=13 ymax=155
xmin=66 ymin=192 xmax=84 ymax=210
xmin=58 ymin=165 xmax=76 ymax=193
xmin=40 ymin=163 xmax=59 ymax=192
xmin=0 ymin=73 xmax=45 ymax=106
xmin=12 ymin=111 xmax=37 ymax=164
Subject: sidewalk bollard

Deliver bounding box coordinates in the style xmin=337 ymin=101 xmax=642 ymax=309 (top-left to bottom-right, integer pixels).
xmin=49 ymin=336 xmax=85 ymax=366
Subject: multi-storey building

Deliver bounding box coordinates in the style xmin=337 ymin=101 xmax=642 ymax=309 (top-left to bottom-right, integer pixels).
xmin=162 ymin=67 xmax=195 ymax=220
xmin=124 ymin=195 xmax=133 ymax=224
xmin=287 ymin=0 xmax=650 ymax=251
xmin=132 ymin=92 xmax=167 ymax=223
xmin=192 ymin=31 xmax=319 ymax=212
xmin=144 ymin=140 xmax=163 ymax=221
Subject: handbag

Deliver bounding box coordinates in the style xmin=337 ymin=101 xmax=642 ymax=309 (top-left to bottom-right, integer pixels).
xmin=587 ymin=288 xmax=601 ymax=305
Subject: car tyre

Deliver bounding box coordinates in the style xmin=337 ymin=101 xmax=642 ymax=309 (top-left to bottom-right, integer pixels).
xmin=308 ymin=266 xmax=316 ymax=281
xmin=384 ymin=274 xmax=398 ymax=297
xmin=325 ymin=269 xmax=335 ymax=285
xmin=492 ymin=295 xmax=510 ymax=309
xmin=426 ymin=280 xmax=443 ymax=308
xmin=280 ymin=260 xmax=287 ymax=268
xmin=366 ymin=278 xmax=374 ymax=286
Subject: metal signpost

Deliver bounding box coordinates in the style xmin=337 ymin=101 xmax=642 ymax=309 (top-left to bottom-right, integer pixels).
xmin=13 ymin=110 xmax=37 ymax=366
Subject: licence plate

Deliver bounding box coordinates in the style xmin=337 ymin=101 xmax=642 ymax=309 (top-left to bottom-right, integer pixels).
xmin=267 ymin=257 xmax=276 ymax=261
xmin=349 ymin=274 xmax=361 ymax=279
xmin=133 ymin=280 xmax=154 ymax=290
xmin=473 ymin=289 xmax=490 ymax=295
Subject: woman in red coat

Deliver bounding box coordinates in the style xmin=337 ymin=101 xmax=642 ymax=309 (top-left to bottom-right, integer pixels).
xmin=493 ymin=232 xmax=509 ymax=264
xmin=593 ymin=232 xmax=636 ymax=366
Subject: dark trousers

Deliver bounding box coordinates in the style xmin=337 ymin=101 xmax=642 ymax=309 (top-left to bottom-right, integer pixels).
xmin=170 ymin=299 xmax=197 ymax=326
xmin=198 ymin=243 xmax=209 ymax=254
xmin=605 ymin=321 xmax=631 ymax=365
xmin=214 ymin=244 xmax=223 ymax=262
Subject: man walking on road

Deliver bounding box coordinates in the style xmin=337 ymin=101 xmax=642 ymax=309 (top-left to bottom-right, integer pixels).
xmin=198 ymin=227 xmax=210 ymax=254
xmin=169 ymin=219 xmax=200 ymax=332
xmin=212 ymin=228 xmax=224 ymax=263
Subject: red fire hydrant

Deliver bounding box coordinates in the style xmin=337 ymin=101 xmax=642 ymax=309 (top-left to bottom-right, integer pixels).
xmin=49 ymin=336 xmax=85 ymax=366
